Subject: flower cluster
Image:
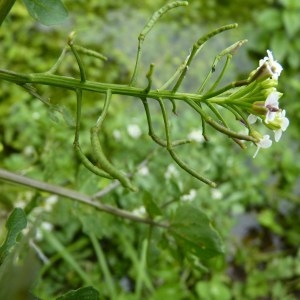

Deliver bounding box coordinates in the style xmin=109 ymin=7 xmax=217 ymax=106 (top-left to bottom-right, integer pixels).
xmin=246 ymin=50 xmax=288 ymax=158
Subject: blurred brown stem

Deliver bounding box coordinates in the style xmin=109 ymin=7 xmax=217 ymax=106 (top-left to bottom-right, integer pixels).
xmin=0 ymin=168 xmax=168 ymax=228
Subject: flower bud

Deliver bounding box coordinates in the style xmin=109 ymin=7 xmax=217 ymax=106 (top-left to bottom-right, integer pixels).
xmin=251 ymin=101 xmax=267 ymax=115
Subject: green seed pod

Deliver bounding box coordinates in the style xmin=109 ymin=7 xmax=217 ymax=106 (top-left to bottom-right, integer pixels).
xmin=90 ymin=126 xmax=137 ymax=192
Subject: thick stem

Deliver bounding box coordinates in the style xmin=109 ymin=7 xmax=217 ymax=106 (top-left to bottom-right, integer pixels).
xmin=0 ymin=168 xmax=168 ymax=228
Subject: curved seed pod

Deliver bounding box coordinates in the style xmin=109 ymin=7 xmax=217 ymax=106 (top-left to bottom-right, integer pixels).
xmin=139 ymin=1 xmax=188 ymax=42
xmin=90 ymin=126 xmax=137 ymax=192
xmin=73 ymin=142 xmax=113 ymax=179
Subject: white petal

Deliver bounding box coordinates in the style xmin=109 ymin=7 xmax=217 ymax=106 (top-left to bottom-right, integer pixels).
xmin=259 ymin=135 xmax=272 ymax=148
xmin=265 ymin=111 xmax=276 ymax=123
xmin=281 ymin=117 xmax=289 ymax=131
xmin=267 ymin=49 xmax=273 ymax=60
xmin=248 ymin=114 xmax=258 ymax=124
xmin=274 ymin=129 xmax=282 ymax=142
xmin=253 ymin=135 xmax=272 ymax=158
xmin=265 ymin=92 xmax=279 ymax=107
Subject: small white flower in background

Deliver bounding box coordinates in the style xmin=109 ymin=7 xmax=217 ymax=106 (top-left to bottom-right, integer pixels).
xmin=44 ymin=195 xmax=58 ymax=212
xmin=113 ymin=129 xmax=121 ymax=140
xmin=188 ymin=129 xmax=204 ymax=142
xmin=137 ymin=165 xmax=149 ymax=176
xmin=127 ymin=124 xmax=142 ymax=139
xmin=272 ymin=110 xmax=289 ymax=142
xmin=132 ymin=206 xmax=146 ymax=217
xmin=35 ymin=222 xmax=54 ymax=241
xmin=259 ymin=50 xmax=283 ymax=80
xmin=164 ymin=163 xmax=179 ymax=179
xmin=24 ymin=145 xmax=35 ymax=156
xmin=181 ymin=189 xmax=197 ymax=202
xmin=32 ymin=112 xmax=41 ymax=120
xmin=253 ymin=134 xmax=272 ymax=158
xmin=211 ymin=188 xmax=223 ymax=200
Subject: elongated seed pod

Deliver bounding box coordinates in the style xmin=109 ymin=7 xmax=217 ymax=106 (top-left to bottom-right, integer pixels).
xmin=73 ymin=142 xmax=113 ymax=179
xmin=90 ymin=126 xmax=137 ymax=191
xmin=195 ymin=23 xmax=238 ymax=48
xmin=139 ymin=1 xmax=188 ymax=41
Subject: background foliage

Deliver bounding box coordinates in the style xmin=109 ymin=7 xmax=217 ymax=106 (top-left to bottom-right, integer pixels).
xmin=0 ymin=0 xmax=299 ymax=299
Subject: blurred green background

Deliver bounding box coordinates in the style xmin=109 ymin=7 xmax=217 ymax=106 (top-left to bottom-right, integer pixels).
xmin=0 ymin=0 xmax=299 ymax=299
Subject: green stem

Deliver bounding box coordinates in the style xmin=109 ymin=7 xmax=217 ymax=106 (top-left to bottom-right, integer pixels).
xmin=205 ymin=102 xmax=228 ymax=128
xmin=89 ymin=233 xmax=117 ymax=299
xmin=157 ymin=98 xmax=216 ymax=187
xmin=74 ymin=89 xmax=82 ymax=143
xmin=130 ymin=1 xmax=188 ymax=86
xmin=197 ymin=39 xmax=247 ymax=94
xmin=157 ymin=98 xmax=171 ymax=148
xmin=69 ymin=39 xmax=86 ymax=83
xmin=168 ymin=149 xmax=217 ymax=187
xmin=135 ymin=239 xmax=149 ymax=299
xmin=45 ymin=46 xmax=68 ymax=74
xmin=73 ymin=89 xmax=113 ymax=179
xmin=141 ymin=97 xmax=191 ymax=147
xmin=0 ymin=69 xmax=207 ymax=102
xmin=172 ymin=23 xmax=238 ymax=92
xmin=118 ymin=233 xmax=154 ymax=293
xmin=41 ymin=228 xmax=93 ymax=286
xmin=185 ymin=98 xmax=258 ymax=143
xmin=207 ymin=54 xmax=232 ymax=93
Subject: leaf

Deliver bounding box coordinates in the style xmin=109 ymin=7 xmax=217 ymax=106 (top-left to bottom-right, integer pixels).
xmin=283 ymin=10 xmax=300 ymax=38
xmin=56 ymin=286 xmax=100 ymax=300
xmin=22 ymin=0 xmax=68 ymax=26
xmin=270 ymin=31 xmax=288 ymax=61
xmin=143 ymin=191 xmax=162 ymax=218
xmin=168 ymin=204 xmax=223 ymax=260
xmin=0 ymin=208 xmax=27 ymax=264
xmin=48 ymin=104 xmax=75 ymax=126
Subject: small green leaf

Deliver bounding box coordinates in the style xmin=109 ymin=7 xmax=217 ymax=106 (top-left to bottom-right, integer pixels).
xmin=143 ymin=191 xmax=162 ymax=218
xmin=56 ymin=286 xmax=100 ymax=300
xmin=270 ymin=31 xmax=288 ymax=61
xmin=169 ymin=204 xmax=223 ymax=260
xmin=22 ymin=0 xmax=68 ymax=26
xmin=0 ymin=208 xmax=27 ymax=264
xmin=283 ymin=10 xmax=300 ymax=38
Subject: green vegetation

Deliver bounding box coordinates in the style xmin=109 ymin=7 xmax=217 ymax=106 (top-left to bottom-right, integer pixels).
xmin=0 ymin=1 xmax=299 ymax=299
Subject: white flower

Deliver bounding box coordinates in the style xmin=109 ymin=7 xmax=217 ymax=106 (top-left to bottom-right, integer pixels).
xmin=248 ymin=91 xmax=281 ymax=125
xmin=264 ymin=91 xmax=280 ymax=123
xmin=127 ymin=124 xmax=142 ymax=139
xmin=113 ymin=129 xmax=121 ymax=140
xmin=259 ymin=50 xmax=283 ymax=80
xmin=187 ymin=129 xmax=204 ymax=142
xmin=181 ymin=189 xmax=197 ymax=202
xmin=44 ymin=195 xmax=58 ymax=212
xmin=137 ymin=165 xmax=149 ymax=176
xmin=35 ymin=222 xmax=54 ymax=241
xmin=164 ymin=164 xmax=179 ymax=179
xmin=211 ymin=188 xmax=223 ymax=200
xmin=132 ymin=206 xmax=146 ymax=217
xmin=272 ymin=110 xmax=289 ymax=142
xmin=253 ymin=134 xmax=272 ymax=158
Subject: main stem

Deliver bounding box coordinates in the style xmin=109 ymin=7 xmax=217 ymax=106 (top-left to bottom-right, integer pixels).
xmin=0 ymin=69 xmax=206 ymax=102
